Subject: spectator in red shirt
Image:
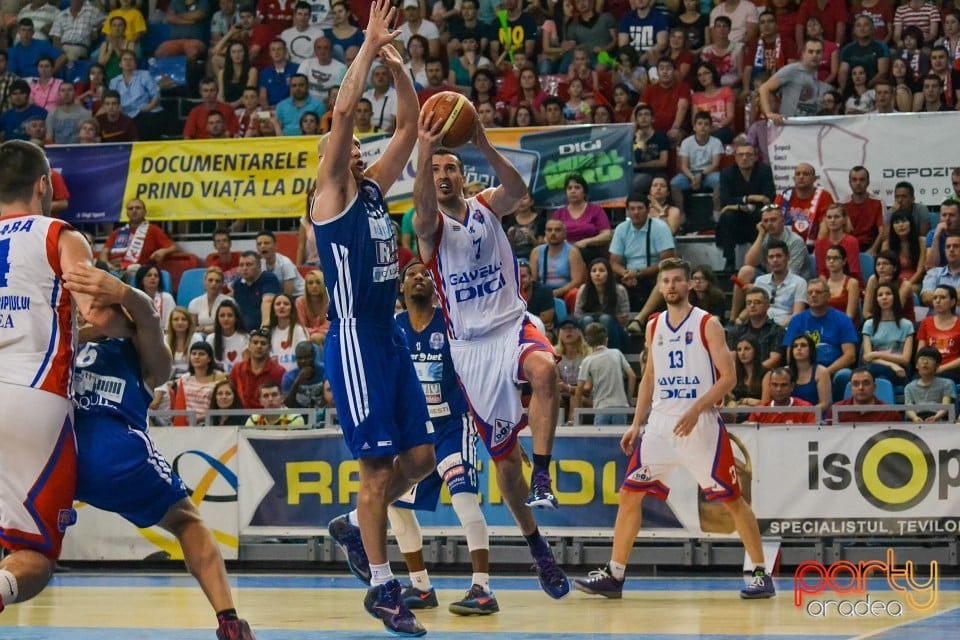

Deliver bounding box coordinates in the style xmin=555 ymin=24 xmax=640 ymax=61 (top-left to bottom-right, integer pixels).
xmin=844 ymin=165 xmax=885 ymax=254
xmin=833 ymin=368 xmax=903 ymax=423
xmin=749 ymin=367 xmax=818 ymax=423
xmin=229 ymin=328 xmax=286 ymax=408
xmin=257 ymin=0 xmax=295 ymax=36
xmin=206 ymin=229 xmax=242 ymax=290
xmin=640 ymin=57 xmax=692 ymax=143
xmin=183 ymin=77 xmax=240 ymax=139
xmin=795 ymin=0 xmax=849 ymax=46
xmin=96 ymin=89 xmax=139 ymax=142
xmin=101 ymin=198 xmax=178 ymax=273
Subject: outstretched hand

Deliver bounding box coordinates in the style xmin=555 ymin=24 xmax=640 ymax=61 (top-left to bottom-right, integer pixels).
xmin=364 ymin=0 xmax=401 ymax=50
xmin=377 ymin=42 xmax=404 ymax=71
xmin=418 ymin=109 xmax=446 ymax=151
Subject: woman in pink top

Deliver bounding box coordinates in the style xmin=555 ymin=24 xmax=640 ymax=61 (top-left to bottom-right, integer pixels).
xmin=551 ymin=174 xmax=612 ymax=264
xmin=690 ymin=61 xmax=735 ymax=144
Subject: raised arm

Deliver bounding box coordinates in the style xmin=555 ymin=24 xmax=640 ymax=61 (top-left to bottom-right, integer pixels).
xmin=365 ymin=43 xmax=419 ymax=190
xmin=63 ymin=263 xmax=172 ymax=388
xmin=412 ymin=111 xmax=447 ymax=260
xmin=60 ymin=229 xmax=130 ymax=337
xmin=473 ymin=121 xmax=528 ymax=218
xmin=314 ymin=0 xmax=399 ymax=214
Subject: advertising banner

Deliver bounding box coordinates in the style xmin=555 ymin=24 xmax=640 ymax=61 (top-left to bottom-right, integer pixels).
xmin=765 ymin=113 xmax=960 ymax=207
xmin=61 ymin=427 xmax=240 ymax=561
xmin=751 ymin=424 xmax=960 ymax=538
xmin=46 ymin=124 xmax=634 ymax=223
xmin=238 ymin=427 xmax=757 ymax=538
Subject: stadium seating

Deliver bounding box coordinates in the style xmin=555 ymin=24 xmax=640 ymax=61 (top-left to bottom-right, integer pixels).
xmin=176 ymin=268 xmax=207 ymax=307
xmin=160 ymin=252 xmax=201 ymax=295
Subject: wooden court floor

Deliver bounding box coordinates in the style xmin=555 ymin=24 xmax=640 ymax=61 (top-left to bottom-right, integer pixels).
xmin=0 ymin=573 xmax=956 ymax=639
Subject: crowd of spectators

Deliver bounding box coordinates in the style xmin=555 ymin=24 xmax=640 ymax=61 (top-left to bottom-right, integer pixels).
xmin=6 ymin=0 xmax=960 ymax=427
xmin=3 ymin=0 xmax=959 ymax=143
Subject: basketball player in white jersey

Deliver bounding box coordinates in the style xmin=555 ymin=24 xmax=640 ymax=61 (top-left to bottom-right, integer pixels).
xmin=412 ymin=112 xmax=569 ymax=599
xmin=0 ymin=140 xmax=129 ymax=614
xmin=573 ymin=258 xmax=775 ymax=599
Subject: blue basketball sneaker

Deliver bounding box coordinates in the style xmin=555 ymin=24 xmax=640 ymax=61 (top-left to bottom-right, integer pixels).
xmin=328 ymin=513 xmax=371 ymax=585
xmin=526 ymin=470 xmax=559 ymax=509
xmin=448 ymin=584 xmax=500 ymax=616
xmin=364 ymin=579 xmax=427 ymax=637
xmin=573 ymin=565 xmax=624 ymax=599
xmin=740 ymin=569 xmax=776 ymax=599
xmin=401 ymin=585 xmax=438 ymax=610
xmin=531 ymin=548 xmax=570 ymax=599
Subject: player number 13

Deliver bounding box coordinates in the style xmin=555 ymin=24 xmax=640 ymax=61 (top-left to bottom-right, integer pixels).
xmin=668 ymin=350 xmax=683 ymax=369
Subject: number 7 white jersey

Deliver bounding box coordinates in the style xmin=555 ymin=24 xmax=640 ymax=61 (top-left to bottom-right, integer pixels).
xmin=648 ymin=306 xmax=718 ymax=416
xmin=424 ymin=195 xmax=526 ymax=342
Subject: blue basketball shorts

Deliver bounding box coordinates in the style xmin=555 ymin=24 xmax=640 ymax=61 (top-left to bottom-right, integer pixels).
xmin=394 ymin=413 xmax=480 ymax=511
xmin=74 ymin=417 xmax=188 ymax=528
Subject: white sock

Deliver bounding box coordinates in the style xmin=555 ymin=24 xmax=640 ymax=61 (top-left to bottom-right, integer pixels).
xmin=609 ymin=561 xmax=626 ymax=580
xmin=347 ymin=509 xmax=359 ymax=527
xmin=370 ymin=562 xmax=393 ymax=587
xmin=0 ymin=569 xmax=18 ymax=606
xmin=410 ymin=569 xmax=431 ymax=591
xmin=472 ymin=572 xmax=490 ymax=591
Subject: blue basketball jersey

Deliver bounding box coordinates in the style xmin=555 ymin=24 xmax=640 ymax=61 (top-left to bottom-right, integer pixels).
xmin=73 ymin=338 xmax=151 ymax=430
xmin=313 ymin=178 xmax=399 ymax=324
xmin=396 ymin=308 xmax=469 ymax=424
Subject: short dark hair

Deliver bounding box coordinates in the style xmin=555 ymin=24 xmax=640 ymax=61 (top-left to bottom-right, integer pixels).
xmin=916 ymin=346 xmax=943 ymax=364
xmin=0 ymin=141 xmax=50 ymax=206
xmin=766 ymin=239 xmax=789 ymax=256
xmin=259 ymin=380 xmax=281 ymax=394
xmin=895 ymin=181 xmax=915 ymax=197
xmin=256 ymin=230 xmax=277 ymax=242
xmin=625 ymin=191 xmax=649 ymax=207
xmin=433 ymin=147 xmax=464 ymax=174
xmin=584 ymin=322 xmax=608 ymax=347
xmin=102 ymin=89 xmax=121 ymax=102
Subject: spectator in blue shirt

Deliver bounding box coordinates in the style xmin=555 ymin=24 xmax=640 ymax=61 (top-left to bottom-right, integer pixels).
xmin=7 ymin=18 xmax=66 ymax=78
xmin=233 ymin=251 xmax=282 ymax=331
xmin=108 ymin=49 xmax=163 ymax=136
xmin=259 ymin=38 xmax=299 ymax=106
xmin=155 ymin=0 xmax=210 ymax=64
xmin=275 ymin=73 xmax=325 ymax=135
xmin=0 ymin=79 xmax=48 ymax=141
xmin=783 ymin=277 xmax=859 ymax=401
xmin=281 ymin=341 xmax=325 ymax=410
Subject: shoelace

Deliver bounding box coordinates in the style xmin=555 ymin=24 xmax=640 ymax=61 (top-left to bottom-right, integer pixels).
xmin=535 ymin=555 xmax=565 ymax=585
xmin=585 ymin=567 xmax=612 ymax=582
xmin=747 ymin=574 xmax=767 ymax=587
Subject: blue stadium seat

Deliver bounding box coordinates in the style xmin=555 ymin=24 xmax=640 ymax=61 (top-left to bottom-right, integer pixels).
xmin=843 ymin=377 xmax=894 ymax=404
xmin=553 ymin=296 xmax=567 ymax=323
xmin=859 ymin=252 xmax=875 ymax=280
xmin=176 ymin=268 xmax=206 ymax=307
xmin=160 ymin=269 xmax=172 ymax=294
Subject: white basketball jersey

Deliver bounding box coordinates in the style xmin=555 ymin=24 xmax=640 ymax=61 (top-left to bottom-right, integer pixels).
xmin=0 ymin=214 xmax=74 ymax=398
xmin=429 ymin=195 xmax=526 ymax=341
xmin=649 ymin=306 xmax=717 ymax=416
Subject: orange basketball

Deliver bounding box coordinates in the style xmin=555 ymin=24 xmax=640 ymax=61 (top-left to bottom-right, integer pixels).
xmin=422 ymin=91 xmax=478 ymax=148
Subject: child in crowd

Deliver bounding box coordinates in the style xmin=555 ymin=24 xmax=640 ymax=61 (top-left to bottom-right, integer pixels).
xmin=904 ymin=347 xmax=957 ymax=423
xmin=573 ymin=322 xmax=636 ymax=425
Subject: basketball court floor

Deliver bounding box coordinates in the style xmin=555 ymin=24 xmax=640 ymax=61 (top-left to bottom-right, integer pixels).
xmin=0 ymin=572 xmax=956 ymax=639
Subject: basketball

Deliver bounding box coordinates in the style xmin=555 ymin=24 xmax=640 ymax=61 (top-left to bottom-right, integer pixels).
xmin=422 ymin=91 xmax=478 ymax=148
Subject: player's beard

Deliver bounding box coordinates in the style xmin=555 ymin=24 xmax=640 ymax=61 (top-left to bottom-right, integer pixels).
xmin=663 ymin=290 xmax=685 ymax=305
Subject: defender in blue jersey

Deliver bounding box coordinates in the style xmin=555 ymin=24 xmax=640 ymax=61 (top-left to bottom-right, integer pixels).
xmin=65 ymin=264 xmax=256 ymax=640
xmin=388 ymin=261 xmax=499 ymax=616
xmin=309 ymin=2 xmax=434 ymax=636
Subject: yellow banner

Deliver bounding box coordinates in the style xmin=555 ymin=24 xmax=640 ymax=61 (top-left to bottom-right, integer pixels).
xmin=122 ymin=137 xmax=320 ymax=221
